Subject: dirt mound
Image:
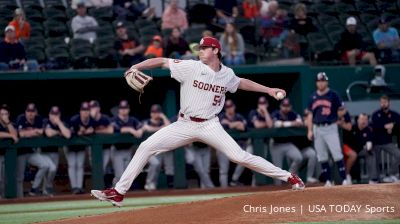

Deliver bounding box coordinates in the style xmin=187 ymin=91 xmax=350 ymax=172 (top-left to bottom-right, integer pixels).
xmin=47 ymin=184 xmax=400 ymax=224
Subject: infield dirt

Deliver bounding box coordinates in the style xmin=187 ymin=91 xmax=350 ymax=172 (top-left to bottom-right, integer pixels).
xmin=43 ymin=184 xmax=400 ymax=224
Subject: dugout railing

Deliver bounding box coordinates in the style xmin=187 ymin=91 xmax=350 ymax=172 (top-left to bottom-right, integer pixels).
xmin=0 ymin=127 xmax=307 ymax=199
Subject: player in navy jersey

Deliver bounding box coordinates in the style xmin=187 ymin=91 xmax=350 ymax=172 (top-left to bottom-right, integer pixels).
xmin=306 ymin=72 xmax=348 ymax=186
xmin=111 ymin=100 xmax=143 ymax=185
xmin=337 ymin=107 xmax=356 ymax=184
xmin=0 ymin=104 xmax=18 ymax=197
xmin=248 ymin=96 xmax=273 ymax=129
xmin=218 ymin=99 xmax=248 ymax=187
xmin=42 ymin=106 xmax=71 ymax=196
xmin=68 ymin=102 xmax=95 ymax=194
xmin=16 ymin=103 xmax=52 ymax=197
xmin=271 ymin=99 xmax=310 ymax=185
xmin=89 ymin=100 xmax=114 ymax=171
xmin=142 ymin=104 xmax=171 ymax=190
xmin=371 ymin=95 xmax=400 ymax=183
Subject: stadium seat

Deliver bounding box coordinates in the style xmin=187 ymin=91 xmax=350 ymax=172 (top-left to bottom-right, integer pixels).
xmin=355 ymin=2 xmax=378 ymax=14
xmin=326 ymin=30 xmax=342 ymax=46
xmin=95 ymin=37 xmax=115 ymax=50
xmin=317 ymin=15 xmax=339 ymax=26
xmin=187 ymin=3 xmax=216 ymax=24
xmin=26 ymin=48 xmax=46 ymax=63
xmin=43 ymin=0 xmax=66 ymax=9
xmin=21 ymin=0 xmax=43 ymax=11
xmin=0 ymin=0 xmax=18 ymax=10
xmin=25 ymin=37 xmax=46 ymax=51
xmin=94 ymin=46 xmax=118 ymax=68
xmin=134 ymin=19 xmax=157 ymax=30
xmin=70 ymin=38 xmax=92 ymax=49
xmin=139 ymin=34 xmax=155 ymax=47
xmin=240 ymin=25 xmax=257 ymax=46
xmin=25 ymin=9 xmax=45 ymax=23
xmin=44 ymin=20 xmax=69 ymax=37
xmin=161 ymin=28 xmax=173 ymax=38
xmin=310 ymin=2 xmax=335 ymax=15
xmin=390 ymin=18 xmax=400 ymax=31
xmin=334 ymin=2 xmax=357 ymax=14
xmin=45 ymin=47 xmax=70 ymax=69
xmin=359 ymin=13 xmax=378 ymax=25
xmin=70 ymin=47 xmax=95 ymax=69
xmin=307 ymin=32 xmax=330 ymax=45
xmin=45 ymin=37 xmax=68 ymax=50
xmin=43 ymin=7 xmax=67 ymax=22
xmin=0 ymin=8 xmax=14 ymax=22
xmin=89 ymin=6 xmax=113 ymax=22
xmin=138 ymin=26 xmax=160 ymax=36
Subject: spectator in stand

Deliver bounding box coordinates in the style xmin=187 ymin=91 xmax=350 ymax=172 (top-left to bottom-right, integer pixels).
xmin=371 ymin=95 xmax=400 ymax=183
xmin=164 ymin=27 xmax=192 ymax=59
xmin=114 ymin=21 xmax=145 ymax=67
xmin=261 ymin=8 xmax=293 ymax=58
xmin=260 ymin=0 xmax=278 ymax=18
xmin=42 ymin=106 xmax=71 ymax=196
xmin=373 ymin=17 xmax=400 ymax=63
xmin=337 ymin=107 xmax=356 ymax=185
xmin=219 ymin=23 xmax=245 ymax=65
xmin=289 ymin=3 xmax=316 ymax=57
xmin=16 ymin=103 xmax=52 ymax=197
xmin=242 ymin=0 xmax=262 ymax=20
xmin=214 ymin=0 xmax=238 ymax=25
xmin=0 ymin=26 xmax=38 ymax=71
xmin=8 ymin=8 xmax=31 ymax=42
xmin=144 ymin=35 xmax=163 ymax=58
xmin=113 ymin=0 xmax=155 ymax=21
xmin=289 ymin=3 xmax=317 ymax=36
xmin=0 ymin=104 xmax=18 ymax=197
xmin=336 ymin=17 xmax=377 ymax=66
xmin=161 ymin=0 xmax=188 ymax=31
xmin=71 ymin=3 xmax=99 ymax=42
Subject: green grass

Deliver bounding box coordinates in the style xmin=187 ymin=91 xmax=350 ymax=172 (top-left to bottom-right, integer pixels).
xmin=0 ymin=193 xmax=245 ymax=224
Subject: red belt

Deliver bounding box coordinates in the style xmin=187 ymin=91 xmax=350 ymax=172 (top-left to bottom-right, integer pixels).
xmin=179 ymin=113 xmax=208 ymax=122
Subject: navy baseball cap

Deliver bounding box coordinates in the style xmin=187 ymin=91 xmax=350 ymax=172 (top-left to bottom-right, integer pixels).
xmin=281 ymin=98 xmax=291 ymax=106
xmin=151 ymin=104 xmax=162 ymax=113
xmin=116 ymin=21 xmax=125 ymax=29
xmin=119 ymin=100 xmax=130 ymax=109
xmin=26 ymin=103 xmax=37 ymax=112
xmin=80 ymin=102 xmax=90 ymax=111
xmin=316 ymin=72 xmax=328 ymax=81
xmin=89 ymin=100 xmax=100 ymax=108
xmin=379 ymin=17 xmax=388 ymax=24
xmin=258 ymin=96 xmax=268 ymax=105
xmin=49 ymin=106 xmax=60 ymax=115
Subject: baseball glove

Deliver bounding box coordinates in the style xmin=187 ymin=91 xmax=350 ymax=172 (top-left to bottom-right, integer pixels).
xmin=124 ymin=68 xmax=153 ymax=94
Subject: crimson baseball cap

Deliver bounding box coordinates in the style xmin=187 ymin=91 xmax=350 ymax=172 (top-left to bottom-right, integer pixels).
xmin=89 ymin=100 xmax=100 ymax=108
xmin=258 ymin=96 xmax=268 ymax=105
xmin=49 ymin=106 xmax=61 ymax=115
xmin=80 ymin=102 xmax=90 ymax=111
xmin=199 ymin=37 xmax=221 ymax=51
xmin=119 ymin=100 xmax=130 ymax=109
xmin=316 ymin=72 xmax=329 ymax=81
xmin=151 ymin=104 xmax=162 ymax=113
xmin=224 ymin=99 xmax=235 ymax=108
xmin=26 ymin=103 xmax=37 ymax=112
xmin=281 ymin=98 xmax=291 ymax=106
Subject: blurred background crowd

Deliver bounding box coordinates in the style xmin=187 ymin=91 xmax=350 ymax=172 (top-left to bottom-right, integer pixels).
xmin=0 ymin=0 xmax=399 ymax=71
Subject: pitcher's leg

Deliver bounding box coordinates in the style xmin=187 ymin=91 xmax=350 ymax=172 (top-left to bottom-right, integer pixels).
xmin=115 ymin=122 xmax=193 ymax=195
xmin=200 ymin=124 xmax=291 ymax=182
xmin=216 ymin=151 xmax=229 ymax=187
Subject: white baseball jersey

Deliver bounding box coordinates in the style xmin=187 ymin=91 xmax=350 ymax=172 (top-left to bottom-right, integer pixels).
xmin=169 ymin=59 xmax=241 ymax=119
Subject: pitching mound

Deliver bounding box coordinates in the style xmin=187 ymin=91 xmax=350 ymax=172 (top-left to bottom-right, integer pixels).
xmin=48 ymin=184 xmax=400 ymax=223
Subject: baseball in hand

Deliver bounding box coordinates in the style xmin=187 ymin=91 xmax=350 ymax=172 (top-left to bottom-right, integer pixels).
xmin=276 ymin=91 xmax=285 ymax=100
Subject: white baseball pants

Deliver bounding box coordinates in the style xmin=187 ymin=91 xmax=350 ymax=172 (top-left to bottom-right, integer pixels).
xmin=115 ymin=117 xmax=291 ymax=194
